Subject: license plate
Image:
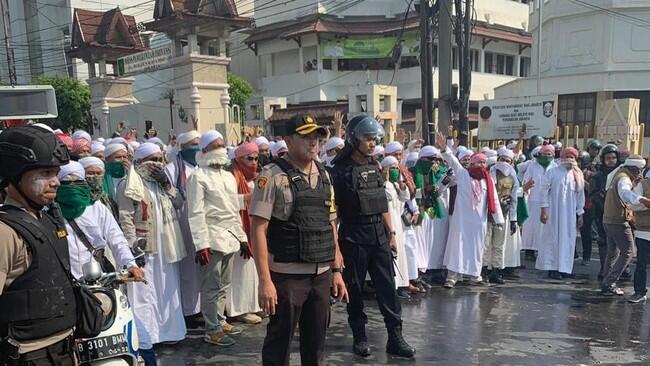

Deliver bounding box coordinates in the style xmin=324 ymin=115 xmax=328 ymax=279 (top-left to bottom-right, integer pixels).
xmin=77 ymin=333 xmax=130 ymax=362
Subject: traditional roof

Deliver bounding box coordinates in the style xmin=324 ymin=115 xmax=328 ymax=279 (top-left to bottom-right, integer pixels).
xmin=267 ymin=102 xmax=348 ymax=125
xmin=246 ymin=14 xmax=531 ymax=46
xmin=68 ymin=8 xmax=146 ymax=62
xmin=148 ymin=0 xmax=251 ymax=32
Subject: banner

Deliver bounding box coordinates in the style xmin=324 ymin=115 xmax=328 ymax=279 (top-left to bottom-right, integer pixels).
xmin=478 ymin=95 xmax=558 ymax=140
xmin=117 ymin=45 xmax=172 ymax=76
xmin=320 ymin=33 xmax=420 ymax=59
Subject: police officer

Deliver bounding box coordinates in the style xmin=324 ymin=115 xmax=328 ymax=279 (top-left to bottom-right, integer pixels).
xmin=331 ymin=114 xmax=415 ymax=358
xmin=250 ymin=115 xmax=348 ymax=366
xmin=0 ymin=126 xmax=77 ymax=366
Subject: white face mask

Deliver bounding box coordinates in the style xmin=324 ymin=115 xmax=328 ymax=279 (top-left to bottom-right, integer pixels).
xmin=201 ymin=147 xmax=230 ymax=167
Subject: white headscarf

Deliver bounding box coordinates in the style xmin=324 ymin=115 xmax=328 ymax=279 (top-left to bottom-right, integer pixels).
xmin=255 ymin=136 xmax=270 ymax=148
xmin=79 ymin=156 xmax=105 ymax=171
xmin=58 ymin=161 xmax=86 ymax=180
xmin=381 ymin=155 xmax=399 ymax=168
xmin=134 ymin=142 xmax=161 ymax=161
xmin=105 ymin=143 xmax=127 ymax=158
xmin=178 ymin=130 xmax=201 ymax=146
xmin=200 ymin=130 xmax=224 ymax=150
xmin=385 ymin=141 xmax=403 ymax=155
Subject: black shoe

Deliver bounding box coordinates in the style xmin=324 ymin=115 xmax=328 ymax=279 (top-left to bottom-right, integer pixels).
xmin=418 ymin=277 xmax=433 ymax=290
xmin=489 ymin=271 xmax=506 ymax=285
xmin=548 ymin=271 xmax=562 ymax=280
xmin=601 ymin=285 xmax=625 ymax=296
xmin=396 ymin=288 xmax=411 ymax=300
xmin=353 ymin=339 xmax=371 ymax=357
xmin=502 ymin=268 xmax=520 ymax=280
xmin=386 ymin=327 xmax=415 ymax=358
xmin=628 ymin=293 xmax=647 ymax=303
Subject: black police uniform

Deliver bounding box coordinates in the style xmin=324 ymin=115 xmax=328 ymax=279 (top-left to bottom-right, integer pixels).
xmin=331 ymin=154 xmax=403 ymax=343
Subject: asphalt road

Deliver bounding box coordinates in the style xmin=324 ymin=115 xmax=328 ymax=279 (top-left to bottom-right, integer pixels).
xmin=156 ymin=258 xmax=650 ymax=365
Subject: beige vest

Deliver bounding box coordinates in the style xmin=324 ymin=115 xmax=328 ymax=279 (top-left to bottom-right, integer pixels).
xmin=603 ymin=171 xmax=633 ymax=225
xmin=635 ymin=179 xmax=650 ymax=231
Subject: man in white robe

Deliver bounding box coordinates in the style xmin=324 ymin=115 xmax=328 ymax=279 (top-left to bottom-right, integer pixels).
xmin=536 ymin=147 xmax=585 ymax=279
xmin=434 ymin=133 xmax=504 ymax=288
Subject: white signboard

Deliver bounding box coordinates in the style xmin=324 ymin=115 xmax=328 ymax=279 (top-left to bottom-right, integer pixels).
xmin=478 ymin=95 xmax=558 ymax=140
xmin=117 ymin=45 xmax=172 ymax=76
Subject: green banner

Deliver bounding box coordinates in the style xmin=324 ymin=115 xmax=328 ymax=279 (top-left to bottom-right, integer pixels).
xmin=320 ymin=33 xmax=420 ymax=59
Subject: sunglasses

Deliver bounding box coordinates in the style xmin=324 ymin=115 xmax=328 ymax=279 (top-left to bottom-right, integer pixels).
xmin=246 ymin=156 xmax=259 ymax=162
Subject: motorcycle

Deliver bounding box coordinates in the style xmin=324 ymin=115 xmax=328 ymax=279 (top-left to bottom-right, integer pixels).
xmin=76 ymin=240 xmax=147 ymax=366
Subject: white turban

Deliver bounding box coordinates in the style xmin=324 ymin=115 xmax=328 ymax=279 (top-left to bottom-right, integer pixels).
xmin=104 ymin=143 xmax=127 ymax=158
xmin=79 ymin=156 xmax=105 ymax=171
xmin=271 ymin=140 xmax=288 ymax=156
xmin=419 ymin=145 xmax=438 ymax=159
xmin=373 ymin=146 xmax=384 ymax=156
xmin=531 ymin=145 xmax=542 ymax=157
xmin=72 ymin=130 xmax=91 ymax=143
xmin=385 ymin=141 xmax=404 ymax=155
xmin=324 ymin=137 xmax=344 ymax=151
xmin=178 ymin=130 xmax=201 ymax=146
xmin=58 ymin=161 xmax=85 ymax=180
xmin=622 ymin=157 xmax=646 ymax=169
xmin=381 ymin=155 xmax=399 ymax=168
xmin=200 ymin=130 xmax=224 ymax=150
xmin=227 ymin=146 xmax=236 ymax=160
xmin=554 ymin=141 xmax=562 ymax=149
xmin=134 ymin=142 xmax=161 ymax=161
xmin=255 ymin=136 xmax=270 ymax=148
xmin=406 ymin=151 xmax=419 ymax=163
xmin=480 ymin=146 xmax=491 ymax=153
xmin=96 ymin=137 xmax=105 ymax=144
xmin=147 ymin=137 xmax=164 ymax=146
xmin=497 ymin=147 xmax=515 ymax=159
xmin=485 ymin=149 xmax=497 ymax=158
xmin=129 ymin=141 xmax=141 ymax=150
xmin=111 ymin=137 xmax=127 ymax=147
xmin=458 ymin=148 xmax=473 ymax=160
xmin=91 ymin=142 xmax=105 ymax=155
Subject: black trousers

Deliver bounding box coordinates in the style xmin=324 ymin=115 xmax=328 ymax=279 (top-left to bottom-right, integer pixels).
xmin=340 ymin=240 xmax=402 ymax=339
xmin=594 ymin=208 xmax=608 ymax=274
xmin=634 ymin=238 xmax=650 ymax=296
xmin=6 ymin=336 xmax=76 ymax=366
xmin=580 ymin=208 xmax=594 ymax=261
xmin=262 ymin=271 xmax=331 ymax=366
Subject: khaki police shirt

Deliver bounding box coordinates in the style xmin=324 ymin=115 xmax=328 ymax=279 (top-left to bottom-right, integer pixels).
xmin=0 ymin=198 xmax=73 ymax=354
xmin=250 ymin=159 xmax=337 ymax=275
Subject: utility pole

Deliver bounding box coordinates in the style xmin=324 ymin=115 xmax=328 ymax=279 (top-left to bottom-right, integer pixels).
xmin=0 ymin=0 xmax=16 ymax=86
xmin=419 ymin=0 xmax=431 ymax=144
xmin=454 ymin=0 xmax=472 ymax=146
xmin=536 ymin=0 xmax=543 ymax=96
xmin=438 ymin=0 xmax=453 ymax=136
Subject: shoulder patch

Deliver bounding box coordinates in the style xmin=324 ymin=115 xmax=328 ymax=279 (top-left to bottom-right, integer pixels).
xmin=257 ymin=176 xmax=269 ymax=189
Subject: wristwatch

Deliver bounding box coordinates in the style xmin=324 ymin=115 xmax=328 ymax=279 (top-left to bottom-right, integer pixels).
xmin=331 ymin=267 xmax=344 ymax=273
xmin=389 ymin=230 xmax=397 ymax=237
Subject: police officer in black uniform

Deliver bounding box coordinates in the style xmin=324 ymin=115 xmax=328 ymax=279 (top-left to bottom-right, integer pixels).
xmin=0 ymin=126 xmax=78 ymax=366
xmin=331 ymin=114 xmax=415 ymax=358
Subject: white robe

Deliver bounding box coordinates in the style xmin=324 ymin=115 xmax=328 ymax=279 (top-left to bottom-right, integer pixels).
xmin=127 ymin=182 xmax=186 ymax=349
xmin=226 ymin=181 xmax=262 ymax=317
xmin=402 ymin=198 xmax=420 ymax=280
xmin=535 ymin=166 xmax=585 ymax=273
xmin=520 ymin=160 xmax=557 ymax=250
xmin=428 ymin=185 xmax=450 ymax=270
xmin=503 ymin=186 xmax=523 ymax=268
xmin=386 ymin=181 xmax=410 ymax=288
xmin=485 ymin=164 xmax=520 ymax=269
xmin=442 ymin=151 xmax=504 ymax=277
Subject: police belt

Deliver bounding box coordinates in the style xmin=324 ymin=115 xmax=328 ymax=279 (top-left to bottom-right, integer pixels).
xmin=1 ymin=335 xmax=75 ymax=364
xmin=341 ymin=214 xmax=383 ymax=225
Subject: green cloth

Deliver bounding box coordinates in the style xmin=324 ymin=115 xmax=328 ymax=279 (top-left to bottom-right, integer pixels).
xmin=517 ymin=196 xmax=529 ymax=226
xmin=536 ymin=155 xmax=553 ymax=168
xmin=413 ymin=161 xmax=446 ymax=221
xmin=56 ymin=182 xmax=92 ymax=220
xmin=105 ymin=161 xmax=126 ymax=178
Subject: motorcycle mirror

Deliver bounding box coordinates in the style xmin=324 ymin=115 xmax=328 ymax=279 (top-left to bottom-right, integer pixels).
xmin=82 ymin=261 xmax=103 ymax=282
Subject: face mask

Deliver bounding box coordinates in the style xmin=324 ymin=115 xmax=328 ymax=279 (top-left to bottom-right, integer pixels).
xmin=495 ymin=161 xmax=511 ymax=173
xmin=389 ymin=167 xmax=401 ymax=183
xmin=258 ymin=154 xmax=270 ymax=167
xmin=56 ymin=181 xmax=92 ymax=220
xmin=105 ymin=161 xmax=126 ymax=178
xmin=85 ymin=176 xmax=104 ymax=201
xmin=416 ymin=159 xmax=433 ymax=172
xmin=180 ymin=145 xmax=200 ymax=166
xmin=536 ymin=155 xmax=553 ymax=168
xmin=559 ymin=159 xmax=576 ymax=170
xmin=203 ymin=148 xmax=230 ymax=168
xmin=136 ymin=161 xmax=165 ymax=182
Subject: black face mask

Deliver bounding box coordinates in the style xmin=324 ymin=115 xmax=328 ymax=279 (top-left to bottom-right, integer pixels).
xmin=258 ymin=154 xmax=270 ymax=167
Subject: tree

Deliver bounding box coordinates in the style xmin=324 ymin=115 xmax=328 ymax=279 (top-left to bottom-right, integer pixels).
xmin=32 ymin=76 xmax=91 ymax=132
xmin=227 ymin=72 xmax=253 ymax=108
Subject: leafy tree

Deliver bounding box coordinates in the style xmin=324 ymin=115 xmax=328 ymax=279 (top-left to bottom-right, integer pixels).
xmin=32 ymin=76 xmax=91 ymax=132
xmin=227 ymin=72 xmax=253 ymax=108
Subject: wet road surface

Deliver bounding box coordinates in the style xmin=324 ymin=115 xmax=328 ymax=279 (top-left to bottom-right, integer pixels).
xmin=156 ymin=258 xmax=650 ymax=365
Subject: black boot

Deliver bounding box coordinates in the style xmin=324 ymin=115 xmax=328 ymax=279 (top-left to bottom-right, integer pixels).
xmin=489 ymin=269 xmax=506 ymax=284
xmin=352 ymin=328 xmax=371 ymax=357
xmin=386 ymin=326 xmax=415 ymax=358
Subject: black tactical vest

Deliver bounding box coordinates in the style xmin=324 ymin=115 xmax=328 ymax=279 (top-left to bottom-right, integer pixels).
xmin=267 ymin=159 xmax=335 ymax=263
xmin=0 ymin=206 xmax=77 ymax=341
xmin=334 ymin=157 xmax=389 ymax=222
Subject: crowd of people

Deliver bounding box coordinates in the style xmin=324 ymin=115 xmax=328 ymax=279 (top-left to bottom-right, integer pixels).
xmin=2 ymin=113 xmax=650 ymax=366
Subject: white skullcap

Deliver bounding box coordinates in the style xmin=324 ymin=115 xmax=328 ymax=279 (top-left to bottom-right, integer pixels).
xmin=531 ymin=145 xmax=542 ymax=157
xmin=497 ymin=147 xmax=514 ymax=159
xmin=58 ymin=161 xmax=85 ymax=180
xmin=104 ymin=143 xmax=127 ymax=158
xmin=147 ymin=137 xmax=164 ymax=146
xmin=419 ymin=145 xmax=437 ymax=159
xmin=33 ymin=123 xmax=54 ymax=133
xmin=129 ymin=141 xmax=141 ymax=150
xmin=96 ymin=137 xmax=105 ymax=143
xmin=406 ymin=151 xmax=419 ymax=163
xmin=104 ymin=138 xmax=113 ymax=146
xmin=72 ymin=130 xmax=91 ymax=143
xmin=227 ymin=146 xmax=236 ymax=160
xmin=79 ymin=156 xmax=105 ymax=171
xmin=271 ymin=140 xmax=288 ymax=156
xmin=324 ymin=137 xmax=344 ymax=151
xmin=200 ymin=130 xmax=224 ymax=150
xmin=458 ymin=148 xmax=473 ymax=160
xmin=480 ymin=146 xmax=491 ymax=153
xmin=91 ymin=141 xmax=105 ymax=155
xmin=373 ymin=146 xmax=384 ymax=156
xmin=622 ymin=157 xmax=646 ymax=169
xmin=111 ymin=137 xmax=127 ymax=147
xmin=134 ymin=142 xmax=161 ymax=161
xmin=485 ymin=149 xmax=497 ymax=158
xmin=255 ymin=136 xmax=270 ymax=147
xmin=178 ymin=130 xmax=201 ymax=146
xmin=488 ymin=156 xmax=498 ymax=166
xmin=385 ymin=141 xmax=404 ymax=155
xmin=381 ymin=155 xmax=399 ymax=168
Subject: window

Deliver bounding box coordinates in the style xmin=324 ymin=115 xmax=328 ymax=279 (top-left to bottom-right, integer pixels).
xmin=484 ymin=52 xmax=515 ymax=75
xmin=470 ymin=49 xmax=480 ymax=71
xmin=520 ymin=56 xmax=531 ymax=77
xmin=558 ymin=93 xmax=596 ymax=127
xmin=322 ymin=59 xmax=332 ymax=70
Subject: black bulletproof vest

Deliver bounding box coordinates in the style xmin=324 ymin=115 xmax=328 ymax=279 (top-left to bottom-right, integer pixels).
xmin=0 ymin=206 xmax=77 ymax=341
xmin=335 ymin=157 xmax=388 ymax=223
xmin=267 ymin=159 xmax=335 ymax=263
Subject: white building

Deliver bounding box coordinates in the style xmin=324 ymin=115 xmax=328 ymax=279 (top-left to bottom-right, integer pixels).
xmin=230 ymin=0 xmax=532 ymax=130
xmin=496 ymin=0 xmax=650 ymax=144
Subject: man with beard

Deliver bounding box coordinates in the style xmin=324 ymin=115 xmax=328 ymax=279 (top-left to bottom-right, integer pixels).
xmin=435 ymin=133 xmax=504 ymax=288
xmin=537 ymin=147 xmax=585 ymax=280
xmin=589 ymin=144 xmax=620 ymax=278
xmin=256 ymin=136 xmax=272 ymax=168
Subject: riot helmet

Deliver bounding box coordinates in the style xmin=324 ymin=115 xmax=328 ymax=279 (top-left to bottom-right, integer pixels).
xmin=345 ymin=114 xmax=384 ymax=147
xmin=528 ymin=135 xmax=544 ymax=150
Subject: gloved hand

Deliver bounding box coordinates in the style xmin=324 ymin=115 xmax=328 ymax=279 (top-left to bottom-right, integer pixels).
xmin=510 ymin=221 xmax=518 ymax=236
xmin=240 ymin=242 xmax=253 ymax=260
xmin=500 ymin=196 xmax=512 ymax=206
xmin=195 ymin=248 xmax=211 ymax=266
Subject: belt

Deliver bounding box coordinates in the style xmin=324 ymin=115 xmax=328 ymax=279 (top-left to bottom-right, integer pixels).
xmin=341 ymin=215 xmax=383 ymax=225
xmin=19 ymin=335 xmax=75 ymax=362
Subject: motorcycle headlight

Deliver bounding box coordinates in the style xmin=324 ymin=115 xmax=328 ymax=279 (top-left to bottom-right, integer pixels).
xmin=91 ymin=288 xmax=117 ymax=331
